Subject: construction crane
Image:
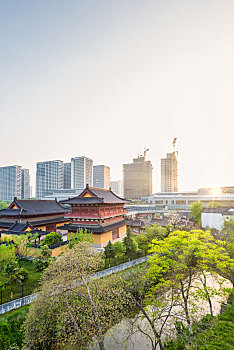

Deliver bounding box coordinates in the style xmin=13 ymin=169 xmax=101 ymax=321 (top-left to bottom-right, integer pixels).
xmin=144 ymin=148 xmax=149 ymax=158
xmin=173 ymin=137 xmax=178 ymax=156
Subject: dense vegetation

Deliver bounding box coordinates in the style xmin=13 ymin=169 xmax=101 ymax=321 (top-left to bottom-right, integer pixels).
xmin=0 ymin=201 xmax=10 ymax=210
xmin=0 ymin=306 xmax=29 ymax=350
xmin=164 ymin=294 xmax=234 ymax=349
xmin=0 ymin=218 xmax=233 ymax=349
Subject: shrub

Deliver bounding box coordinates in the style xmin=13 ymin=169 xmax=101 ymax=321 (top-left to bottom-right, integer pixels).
xmin=0 ymin=306 xmax=29 ymax=350
xmin=43 ymin=232 xmax=63 ymax=246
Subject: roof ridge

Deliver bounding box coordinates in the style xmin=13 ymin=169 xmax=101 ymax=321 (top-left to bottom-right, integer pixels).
xmin=90 ymin=187 xmax=109 ymax=192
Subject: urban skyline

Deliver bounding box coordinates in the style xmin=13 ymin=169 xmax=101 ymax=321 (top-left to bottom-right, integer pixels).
xmin=1 ymin=143 xmax=234 ymax=199
xmin=1 ymin=1 xmax=233 ymax=194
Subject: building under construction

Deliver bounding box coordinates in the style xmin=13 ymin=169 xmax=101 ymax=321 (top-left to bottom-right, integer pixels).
xmin=161 ymin=138 xmax=178 ymax=192
xmin=123 ymin=150 xmax=153 ymax=200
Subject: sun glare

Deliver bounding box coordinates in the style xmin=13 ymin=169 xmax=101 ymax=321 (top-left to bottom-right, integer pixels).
xmin=210 ymin=188 xmax=222 ymax=196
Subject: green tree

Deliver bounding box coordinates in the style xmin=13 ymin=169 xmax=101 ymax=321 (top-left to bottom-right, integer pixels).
xmin=123 ymin=227 xmax=138 ymax=260
xmin=190 ymin=201 xmax=203 ymax=226
xmin=135 ymin=224 xmax=167 ymax=252
xmin=0 ymin=244 xmax=16 ymax=264
xmin=23 ymin=242 xmax=131 ymax=350
xmin=104 ymin=240 xmax=115 ymax=260
xmin=122 ymin=266 xmax=177 ymax=350
xmin=66 ymin=227 xmax=94 ymax=249
xmin=0 ymin=306 xmax=29 ymax=350
xmin=33 ymin=245 xmax=53 ymax=272
xmin=14 ymin=233 xmax=38 ymax=265
xmin=113 ymin=241 xmax=126 ymax=257
xmin=217 ymin=218 xmax=234 ymax=286
xmin=43 ymin=232 xmax=63 ymax=246
xmin=149 ymin=230 xmax=233 ymax=334
xmin=3 ymin=259 xmax=28 ymax=299
xmin=0 ymin=201 xmax=10 ymax=210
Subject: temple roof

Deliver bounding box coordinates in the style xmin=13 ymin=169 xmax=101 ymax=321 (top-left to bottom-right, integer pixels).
xmin=9 ymin=221 xmax=34 ymax=232
xmin=0 ymin=220 xmax=50 ymax=236
xmin=61 ymin=185 xmax=128 ymax=205
xmin=0 ymin=198 xmax=66 ymax=217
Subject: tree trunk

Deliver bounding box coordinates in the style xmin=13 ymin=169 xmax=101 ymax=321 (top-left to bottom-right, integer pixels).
xmin=208 ymin=296 xmax=213 ymax=317
xmin=133 ymin=298 xmax=164 ymax=350
xmin=180 ymin=280 xmax=193 ymax=335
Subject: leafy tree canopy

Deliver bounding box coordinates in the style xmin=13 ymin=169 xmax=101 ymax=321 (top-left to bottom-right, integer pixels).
xmin=113 ymin=241 xmax=126 ymax=257
xmin=190 ymin=201 xmax=203 ymax=225
xmin=123 ymin=227 xmax=138 ymax=259
xmin=43 ymin=232 xmax=63 ymax=246
xmin=104 ymin=240 xmax=115 ymax=259
xmin=0 ymin=201 xmax=10 ymax=210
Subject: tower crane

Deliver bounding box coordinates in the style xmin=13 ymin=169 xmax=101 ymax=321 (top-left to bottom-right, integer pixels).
xmin=144 ymin=148 xmax=149 ymax=159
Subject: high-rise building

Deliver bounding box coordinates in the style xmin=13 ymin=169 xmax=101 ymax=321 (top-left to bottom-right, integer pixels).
xmin=0 ymin=165 xmax=22 ymax=201
xmin=110 ymin=180 xmax=123 ymax=197
xmin=71 ymin=156 xmax=93 ymax=189
xmin=161 ymin=151 xmax=178 ymax=192
xmin=36 ymin=160 xmax=64 ymax=199
xmin=93 ymin=165 xmax=110 ymax=189
xmin=123 ymin=154 xmax=153 ymax=199
xmin=63 ymin=162 xmax=71 ymax=189
xmin=21 ymin=168 xmax=30 ymax=199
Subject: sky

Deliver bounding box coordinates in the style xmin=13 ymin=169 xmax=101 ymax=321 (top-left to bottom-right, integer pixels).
xmin=0 ymin=0 xmax=234 ymax=194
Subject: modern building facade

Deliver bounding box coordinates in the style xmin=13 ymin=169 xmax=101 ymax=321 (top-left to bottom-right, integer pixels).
xmin=0 ymin=166 xmax=22 ymax=201
xmin=161 ymin=151 xmax=178 ymax=192
xmin=144 ymin=188 xmax=234 ymax=211
xmin=36 ymin=160 xmax=64 ymax=199
xmin=123 ymin=155 xmax=152 ymax=199
xmin=201 ymin=207 xmax=234 ymax=230
xmin=110 ymin=180 xmax=123 ymax=197
xmin=93 ymin=165 xmax=110 ymax=189
xmin=71 ymin=156 xmax=93 ymax=189
xmin=41 ymin=188 xmax=83 ymax=201
xmin=21 ymin=169 xmax=30 ymax=199
xmin=63 ymin=162 xmax=71 ymax=189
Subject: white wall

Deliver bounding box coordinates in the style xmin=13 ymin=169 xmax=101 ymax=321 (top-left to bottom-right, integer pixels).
xmin=201 ymin=212 xmax=224 ymax=230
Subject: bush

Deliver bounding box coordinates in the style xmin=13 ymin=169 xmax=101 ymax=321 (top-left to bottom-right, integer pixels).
xmin=0 ymin=306 xmax=29 ymax=350
xmin=43 ymin=232 xmax=63 ymax=246
xmin=164 ymin=299 xmax=234 ymax=350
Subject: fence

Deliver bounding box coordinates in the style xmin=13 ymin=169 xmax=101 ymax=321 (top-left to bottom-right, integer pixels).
xmin=103 ymin=249 xmax=148 ymax=269
xmin=0 ymin=281 xmax=39 ymax=305
xmin=0 ymin=254 xmax=151 ymax=315
xmin=0 ymin=250 xmax=149 ymax=306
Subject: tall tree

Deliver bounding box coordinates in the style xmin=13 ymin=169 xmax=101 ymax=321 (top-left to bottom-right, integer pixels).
xmin=190 ymin=201 xmax=203 ymax=226
xmin=23 ymin=242 xmax=131 ymax=350
xmin=104 ymin=240 xmax=115 ymax=260
xmin=149 ymin=230 xmax=233 ymax=334
xmin=122 ymin=266 xmax=178 ymax=350
xmin=123 ymin=227 xmax=138 ymax=260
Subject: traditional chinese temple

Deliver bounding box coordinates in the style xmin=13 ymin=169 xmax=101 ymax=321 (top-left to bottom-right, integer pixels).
xmin=60 ymin=185 xmax=128 ymax=248
xmin=0 ymin=198 xmax=69 ymax=239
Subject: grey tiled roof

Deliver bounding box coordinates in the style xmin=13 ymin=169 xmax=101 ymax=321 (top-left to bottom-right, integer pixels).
xmin=60 ymin=219 xmax=127 ymax=233
xmin=61 ymin=186 xmax=128 ymax=205
xmin=0 ymin=199 xmax=66 ymax=217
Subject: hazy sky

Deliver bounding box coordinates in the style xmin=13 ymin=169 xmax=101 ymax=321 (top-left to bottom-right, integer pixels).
xmin=0 ymin=0 xmax=234 ymax=194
